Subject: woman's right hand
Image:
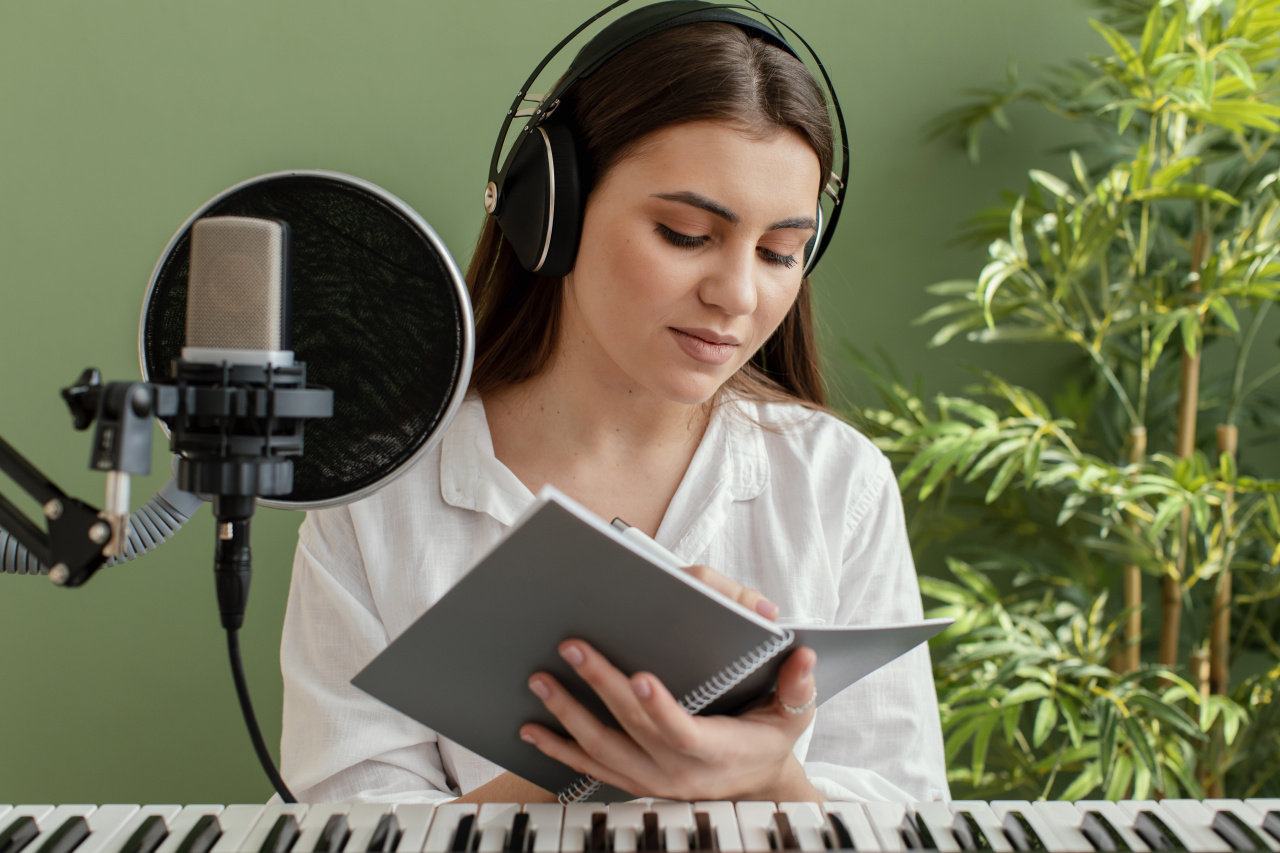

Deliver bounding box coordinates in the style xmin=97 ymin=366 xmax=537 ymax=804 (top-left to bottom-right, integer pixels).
xmin=681 ymin=564 xmax=779 ymax=620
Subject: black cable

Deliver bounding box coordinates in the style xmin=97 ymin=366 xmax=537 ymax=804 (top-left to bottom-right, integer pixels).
xmin=226 ymin=627 xmax=296 ymax=803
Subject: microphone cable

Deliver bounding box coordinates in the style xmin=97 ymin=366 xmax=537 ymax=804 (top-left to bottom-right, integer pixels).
xmin=227 ymin=627 xmax=296 ymax=803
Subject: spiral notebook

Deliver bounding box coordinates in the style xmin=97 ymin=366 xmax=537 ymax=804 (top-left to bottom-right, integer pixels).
xmin=352 ymin=485 xmax=950 ymax=803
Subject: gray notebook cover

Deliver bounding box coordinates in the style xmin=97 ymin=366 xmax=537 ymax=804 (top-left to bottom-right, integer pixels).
xmin=352 ymin=486 xmax=950 ymax=801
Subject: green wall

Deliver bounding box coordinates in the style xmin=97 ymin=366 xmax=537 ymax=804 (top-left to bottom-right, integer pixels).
xmin=0 ymin=1 xmax=1101 ymax=804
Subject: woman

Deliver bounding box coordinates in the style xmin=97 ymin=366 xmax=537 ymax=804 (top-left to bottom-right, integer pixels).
xmin=280 ymin=3 xmax=949 ymax=805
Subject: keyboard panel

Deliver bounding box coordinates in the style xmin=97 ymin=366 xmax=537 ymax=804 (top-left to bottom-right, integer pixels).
xmin=2 ymin=800 xmax=1277 ymax=853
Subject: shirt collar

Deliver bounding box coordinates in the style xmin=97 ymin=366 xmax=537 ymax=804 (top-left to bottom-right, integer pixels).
xmin=439 ymin=392 xmax=769 ymax=530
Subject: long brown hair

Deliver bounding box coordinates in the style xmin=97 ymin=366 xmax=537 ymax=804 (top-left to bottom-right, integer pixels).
xmin=466 ymin=20 xmax=834 ymax=409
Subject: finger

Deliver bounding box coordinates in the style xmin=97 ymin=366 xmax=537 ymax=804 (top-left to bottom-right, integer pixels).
xmin=683 ymin=564 xmax=779 ymax=620
xmin=773 ymin=646 xmax=817 ymax=721
xmin=518 ymin=721 xmax=649 ymax=798
xmin=552 ymin=640 xmax=666 ymax=744
xmin=627 ymin=670 xmax=706 ymax=754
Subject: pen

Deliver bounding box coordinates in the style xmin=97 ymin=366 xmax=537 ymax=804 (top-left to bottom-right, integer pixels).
xmin=610 ymin=518 xmax=686 ymax=568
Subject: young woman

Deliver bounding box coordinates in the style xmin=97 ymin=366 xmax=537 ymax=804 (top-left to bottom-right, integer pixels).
xmin=279 ymin=3 xmax=949 ymax=805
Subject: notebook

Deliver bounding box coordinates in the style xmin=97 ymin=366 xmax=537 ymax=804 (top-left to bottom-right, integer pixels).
xmin=352 ymin=485 xmax=951 ymax=803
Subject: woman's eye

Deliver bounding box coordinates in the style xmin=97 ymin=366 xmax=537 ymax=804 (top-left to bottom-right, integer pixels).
xmin=655 ymin=224 xmax=707 ymax=249
xmin=758 ymin=246 xmax=798 ymax=269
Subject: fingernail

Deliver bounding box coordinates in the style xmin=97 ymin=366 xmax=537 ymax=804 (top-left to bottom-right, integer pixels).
xmin=801 ymin=661 xmax=815 ymax=680
xmin=529 ymin=678 xmax=551 ymax=700
xmin=521 ymin=730 xmax=538 ymax=745
xmin=632 ymin=676 xmax=652 ymax=700
xmin=560 ymin=643 xmax=585 ymax=666
xmin=756 ymin=599 xmax=779 ymax=619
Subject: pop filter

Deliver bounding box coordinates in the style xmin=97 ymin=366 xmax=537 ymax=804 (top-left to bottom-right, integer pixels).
xmin=140 ymin=170 xmax=474 ymax=509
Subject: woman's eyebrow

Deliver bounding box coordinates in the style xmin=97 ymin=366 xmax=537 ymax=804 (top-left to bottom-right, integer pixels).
xmin=652 ymin=191 xmax=817 ymax=232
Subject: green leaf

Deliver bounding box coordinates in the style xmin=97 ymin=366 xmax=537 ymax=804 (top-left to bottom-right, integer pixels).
xmin=1128 ymin=692 xmax=1204 ymax=739
xmin=949 ymin=557 xmax=1002 ymax=602
xmin=1150 ymin=156 xmax=1201 ymax=188
xmin=1131 ymin=184 xmax=1241 ymax=206
xmin=1105 ymin=753 xmax=1136 ymax=800
xmin=1060 ymin=693 xmax=1084 ymax=748
xmin=1033 ymin=697 xmax=1059 ymax=747
xmin=1139 ymin=4 xmax=1163 ymax=67
xmin=1090 ymin=19 xmax=1145 ymax=79
xmin=1001 ymin=681 xmax=1053 ymax=707
xmin=1098 ymin=699 xmax=1117 ymax=779
xmin=1002 ymin=703 xmax=1021 ymax=747
xmin=987 ymin=450 xmax=1023 ymax=503
xmin=1122 ymin=713 xmax=1163 ymax=790
xmin=1180 ymin=311 xmax=1200 ymax=359
xmin=968 ymin=436 xmax=1029 ymax=481
xmin=971 ymin=713 xmax=998 ymax=782
xmin=1216 ymin=50 xmax=1255 ymax=90
xmin=1060 ymin=760 xmax=1104 ymax=800
xmin=925 ymin=279 xmax=979 ymax=296
xmin=1207 ymin=295 xmax=1240 ymax=332
xmin=1029 ymin=170 xmax=1078 ymax=204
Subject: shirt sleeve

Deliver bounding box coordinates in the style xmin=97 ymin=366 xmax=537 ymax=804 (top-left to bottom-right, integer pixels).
xmin=279 ymin=505 xmax=460 ymax=804
xmin=802 ymin=452 xmax=951 ymax=803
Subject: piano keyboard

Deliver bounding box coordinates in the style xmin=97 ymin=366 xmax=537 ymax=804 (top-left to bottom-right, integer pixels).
xmin=2 ymin=799 xmax=1278 ymax=853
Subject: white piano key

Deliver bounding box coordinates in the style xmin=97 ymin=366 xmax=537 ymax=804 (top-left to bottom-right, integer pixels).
xmin=152 ymin=806 xmax=225 ymax=853
xmin=606 ymin=802 xmax=648 ymax=853
xmin=206 ymin=804 xmax=268 ymax=853
xmin=1028 ymin=802 xmax=1096 ymax=853
xmin=912 ymin=802 xmax=961 ymax=852
xmin=1116 ymin=800 xmax=1198 ymax=852
xmin=648 ymin=803 xmax=694 ymax=853
xmin=861 ymin=802 xmax=908 ymax=852
xmin=1075 ymin=800 xmax=1150 ymax=851
xmin=75 ymin=805 xmax=140 ymax=853
xmin=1155 ymin=800 xmax=1232 ymax=852
xmin=523 ymin=804 xmax=565 ymax=853
xmin=989 ymin=800 xmax=1067 ymax=852
xmin=1204 ymin=800 xmax=1280 ymax=852
xmin=390 ymin=803 xmax=439 ymax=853
xmin=822 ymin=802 xmax=882 ymax=852
xmin=0 ymin=807 xmax=11 ymax=821
xmin=1 ymin=806 xmax=55 ymax=848
xmin=733 ymin=802 xmax=777 ymax=853
xmin=560 ymin=803 xmax=606 ymax=853
xmin=693 ymin=802 xmax=743 ymax=853
xmin=476 ymin=803 xmax=521 ymax=853
xmin=424 ymin=803 xmax=478 ymax=853
xmin=948 ymin=801 xmax=1012 ymax=853
xmin=328 ymin=804 xmax=393 ymax=853
xmin=777 ymin=802 xmax=828 ymax=852
xmin=19 ymin=805 xmax=98 ymax=853
xmin=235 ymin=803 xmax=308 ymax=853
xmin=293 ymin=804 xmax=352 ymax=853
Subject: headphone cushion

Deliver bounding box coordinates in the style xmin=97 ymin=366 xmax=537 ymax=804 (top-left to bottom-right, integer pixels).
xmin=497 ymin=119 xmax=587 ymax=277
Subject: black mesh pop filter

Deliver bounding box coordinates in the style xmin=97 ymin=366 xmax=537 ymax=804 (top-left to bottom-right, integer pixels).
xmin=140 ymin=171 xmax=474 ymax=509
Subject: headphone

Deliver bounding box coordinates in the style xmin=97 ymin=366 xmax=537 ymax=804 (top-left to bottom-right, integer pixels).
xmin=482 ymin=0 xmax=849 ymax=280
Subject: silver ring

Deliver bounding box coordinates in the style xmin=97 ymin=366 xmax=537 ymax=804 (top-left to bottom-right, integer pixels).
xmin=777 ymin=688 xmax=817 ymax=715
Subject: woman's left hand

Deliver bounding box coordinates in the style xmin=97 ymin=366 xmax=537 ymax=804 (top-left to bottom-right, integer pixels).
xmin=520 ymin=639 xmax=823 ymax=802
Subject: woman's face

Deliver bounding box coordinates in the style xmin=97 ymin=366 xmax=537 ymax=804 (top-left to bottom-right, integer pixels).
xmin=560 ymin=120 xmax=821 ymax=406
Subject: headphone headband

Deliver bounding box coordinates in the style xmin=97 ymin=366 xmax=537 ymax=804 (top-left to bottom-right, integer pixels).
xmin=485 ymin=0 xmax=848 ymax=276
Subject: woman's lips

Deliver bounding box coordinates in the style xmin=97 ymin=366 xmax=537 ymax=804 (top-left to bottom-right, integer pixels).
xmin=670 ymin=327 xmax=740 ymax=365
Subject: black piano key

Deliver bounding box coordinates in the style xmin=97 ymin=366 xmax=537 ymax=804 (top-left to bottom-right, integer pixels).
xmin=589 ymin=814 xmax=608 ymax=853
xmin=367 ymin=814 xmax=401 ymax=853
xmin=693 ymin=813 xmax=716 ymax=852
xmin=1264 ymin=812 xmax=1280 ymax=845
xmin=117 ymin=816 xmax=169 ymax=853
xmin=315 ymin=816 xmax=351 ymax=853
xmin=1211 ymin=811 xmax=1268 ymax=852
xmin=0 ymin=817 xmax=40 ymax=853
xmin=1132 ymin=811 xmax=1186 ymax=851
xmin=33 ymin=818 xmax=90 ymax=853
xmin=1002 ymin=812 xmax=1045 ymax=852
xmin=899 ymin=814 xmax=934 ymax=851
xmin=826 ymin=813 xmax=855 ymax=851
xmin=451 ymin=815 xmax=476 ymax=853
xmin=507 ymin=813 xmax=530 ymax=853
xmin=951 ymin=812 xmax=990 ymax=852
xmin=260 ymin=815 xmax=299 ymax=853
xmin=772 ymin=813 xmax=798 ymax=852
xmin=1080 ymin=811 xmax=1130 ymax=852
xmin=175 ymin=816 xmax=222 ymax=853
xmin=641 ymin=813 xmax=660 ymax=852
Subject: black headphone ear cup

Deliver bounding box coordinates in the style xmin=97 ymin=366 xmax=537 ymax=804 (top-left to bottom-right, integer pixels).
xmin=495 ymin=119 xmax=588 ymax=277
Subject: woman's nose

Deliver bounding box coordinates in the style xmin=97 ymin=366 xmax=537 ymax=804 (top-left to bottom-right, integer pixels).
xmin=698 ymin=246 xmax=757 ymax=316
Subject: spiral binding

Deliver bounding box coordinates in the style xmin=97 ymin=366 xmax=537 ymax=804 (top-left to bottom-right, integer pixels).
xmin=555 ymin=627 xmax=796 ymax=803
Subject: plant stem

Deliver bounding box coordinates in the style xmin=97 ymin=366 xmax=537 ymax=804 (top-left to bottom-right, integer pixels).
xmin=1123 ymin=427 xmax=1147 ymax=674
xmin=1211 ymin=423 xmax=1236 ymax=697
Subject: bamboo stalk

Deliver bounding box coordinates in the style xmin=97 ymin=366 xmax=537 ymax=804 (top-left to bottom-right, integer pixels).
xmin=1162 ymin=231 xmax=1208 ymax=669
xmin=1211 ymin=423 xmax=1236 ymax=697
xmin=1123 ymin=427 xmax=1148 ymax=674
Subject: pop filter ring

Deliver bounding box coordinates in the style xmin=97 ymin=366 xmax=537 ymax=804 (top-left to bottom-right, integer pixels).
xmin=139 ymin=170 xmax=474 ymax=510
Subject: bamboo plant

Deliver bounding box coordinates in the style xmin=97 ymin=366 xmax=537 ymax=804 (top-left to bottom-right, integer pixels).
xmin=852 ymin=0 xmax=1280 ymax=798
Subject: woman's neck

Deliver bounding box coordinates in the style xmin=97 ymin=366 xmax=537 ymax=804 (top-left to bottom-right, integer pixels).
xmin=482 ymin=363 xmax=713 ymax=536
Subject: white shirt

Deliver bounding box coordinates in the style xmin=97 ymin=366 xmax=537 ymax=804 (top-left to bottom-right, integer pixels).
xmin=280 ymin=394 xmax=950 ymax=803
